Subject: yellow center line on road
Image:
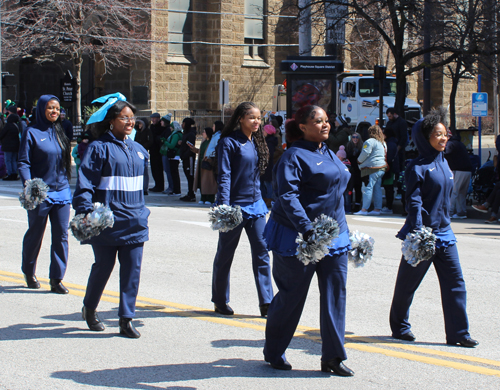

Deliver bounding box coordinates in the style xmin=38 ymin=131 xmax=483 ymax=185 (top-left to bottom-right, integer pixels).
xmin=2 ymin=270 xmax=500 ymax=377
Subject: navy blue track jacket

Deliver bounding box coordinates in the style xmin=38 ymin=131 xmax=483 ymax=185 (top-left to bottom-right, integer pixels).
xmin=73 ymin=131 xmax=150 ymax=245
xmin=270 ymin=139 xmax=350 ymax=235
xmin=216 ymin=130 xmax=262 ymax=205
xmin=18 ymin=94 xmax=69 ymax=191
xmin=397 ymin=119 xmax=454 ymax=239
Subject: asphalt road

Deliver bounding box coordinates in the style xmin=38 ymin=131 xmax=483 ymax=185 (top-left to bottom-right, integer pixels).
xmin=0 ymin=164 xmax=499 ymax=389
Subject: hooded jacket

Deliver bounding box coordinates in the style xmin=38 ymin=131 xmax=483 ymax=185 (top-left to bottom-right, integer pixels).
xmin=0 ymin=114 xmax=21 ymax=152
xmin=397 ymin=118 xmax=454 ymax=239
xmin=162 ymin=128 xmax=183 ymax=157
xmin=134 ymin=120 xmax=154 ymax=151
xmin=18 ymin=95 xmax=70 ymax=191
xmin=73 ymin=131 xmax=150 ymax=245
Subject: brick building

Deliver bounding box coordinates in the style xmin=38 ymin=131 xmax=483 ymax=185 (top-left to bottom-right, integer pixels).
xmin=2 ymin=1 xmax=494 ymax=132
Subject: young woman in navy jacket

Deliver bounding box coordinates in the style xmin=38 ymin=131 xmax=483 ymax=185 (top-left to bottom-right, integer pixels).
xmin=389 ymin=108 xmax=478 ymax=348
xmin=73 ymin=97 xmax=150 ymax=338
xmin=18 ymin=95 xmax=72 ymax=293
xmin=263 ymin=105 xmax=354 ymax=376
xmin=211 ymin=102 xmax=273 ymax=317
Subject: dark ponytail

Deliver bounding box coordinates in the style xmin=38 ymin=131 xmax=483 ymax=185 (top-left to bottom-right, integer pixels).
xmin=285 ymin=105 xmax=321 ymax=145
xmin=218 ymin=102 xmax=269 ymax=175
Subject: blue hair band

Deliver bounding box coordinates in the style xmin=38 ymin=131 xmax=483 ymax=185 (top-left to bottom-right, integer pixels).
xmin=86 ymin=93 xmax=127 ymax=125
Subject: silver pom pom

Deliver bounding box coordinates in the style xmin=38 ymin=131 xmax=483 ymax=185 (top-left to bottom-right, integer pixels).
xmin=19 ymin=178 xmax=49 ymax=210
xmin=208 ymin=204 xmax=243 ymax=233
xmin=296 ymin=214 xmax=340 ymax=265
xmin=402 ymin=227 xmax=436 ymax=267
xmin=70 ymin=202 xmax=115 ymax=241
xmin=348 ymin=230 xmax=375 ymax=268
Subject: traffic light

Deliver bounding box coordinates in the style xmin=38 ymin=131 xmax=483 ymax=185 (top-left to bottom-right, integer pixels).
xmin=1 ymin=72 xmax=15 ymax=86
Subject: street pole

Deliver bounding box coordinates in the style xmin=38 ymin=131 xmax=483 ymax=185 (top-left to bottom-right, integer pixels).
xmin=423 ymin=0 xmax=431 ymax=115
xmin=298 ymin=0 xmax=311 ymax=56
xmin=325 ymin=1 xmax=346 ymax=60
xmin=478 ymin=74 xmax=482 ymax=166
xmin=494 ymin=3 xmax=499 ymax=138
xmin=0 ymin=6 xmax=3 ymax=110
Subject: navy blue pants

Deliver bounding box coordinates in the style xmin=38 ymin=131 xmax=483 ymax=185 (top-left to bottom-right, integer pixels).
xmin=264 ymin=252 xmax=348 ymax=364
xmin=390 ymin=243 xmax=470 ymax=343
xmin=212 ymin=215 xmax=273 ymax=307
xmin=84 ymin=243 xmax=144 ymax=318
xmin=22 ymin=201 xmax=70 ymax=279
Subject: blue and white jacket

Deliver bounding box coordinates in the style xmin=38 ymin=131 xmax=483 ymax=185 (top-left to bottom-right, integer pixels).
xmin=265 ymin=139 xmax=351 ymax=256
xmin=18 ymin=94 xmax=70 ymax=194
xmin=397 ymin=118 xmax=454 ymax=241
xmin=73 ymin=131 xmax=150 ymax=245
xmin=358 ymin=138 xmax=386 ymax=168
xmin=217 ymin=130 xmax=263 ymax=206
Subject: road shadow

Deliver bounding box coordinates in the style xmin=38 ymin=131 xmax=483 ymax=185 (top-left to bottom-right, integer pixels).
xmin=1 ymin=309 xmax=145 ymax=341
xmin=52 ymin=358 xmax=330 ymax=389
xmin=352 ymin=334 xmax=453 ymax=348
xmin=211 ymin=329 xmax=339 ymax=359
xmin=0 ymin=285 xmax=49 ymax=294
xmin=0 ymin=322 xmax=116 ymax=341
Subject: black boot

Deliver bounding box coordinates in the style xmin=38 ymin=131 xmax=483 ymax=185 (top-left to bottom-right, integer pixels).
xmin=50 ymin=279 xmax=69 ymax=294
xmin=321 ymin=358 xmax=354 ymax=376
xmin=82 ymin=306 xmax=105 ymax=331
xmin=214 ymin=303 xmax=234 ymax=315
xmin=260 ymin=303 xmax=270 ymax=317
xmin=24 ymin=274 xmax=40 ymax=289
xmin=119 ymin=317 xmax=141 ymax=338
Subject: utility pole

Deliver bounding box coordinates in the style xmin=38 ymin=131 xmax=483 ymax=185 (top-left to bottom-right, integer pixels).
xmin=493 ymin=2 xmax=499 ymax=137
xmin=423 ymin=0 xmax=431 ymax=115
xmin=298 ymin=0 xmax=311 ymax=56
xmin=0 ymin=6 xmax=3 ymax=109
xmin=325 ymin=1 xmax=346 ymax=60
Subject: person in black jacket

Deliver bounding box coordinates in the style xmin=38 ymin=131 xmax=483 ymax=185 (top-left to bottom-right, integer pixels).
xmin=261 ymin=123 xmax=278 ymax=208
xmin=134 ymin=118 xmax=154 ymax=195
xmin=381 ymin=128 xmax=400 ymax=214
xmin=60 ymin=109 xmax=73 ymax=141
xmin=179 ymin=117 xmax=197 ymax=202
xmin=386 ymin=108 xmax=408 ymax=172
xmin=0 ymin=113 xmax=21 ymax=180
xmin=149 ymin=113 xmax=165 ymax=192
xmin=444 ymin=133 xmax=473 ymax=219
xmin=134 ymin=118 xmax=153 ymax=151
xmin=345 ymin=132 xmax=363 ymax=211
xmin=325 ymin=115 xmax=350 ymax=153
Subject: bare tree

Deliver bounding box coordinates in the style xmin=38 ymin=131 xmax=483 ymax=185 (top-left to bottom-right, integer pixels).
xmin=274 ymin=0 xmax=497 ymax=117
xmin=1 ymin=0 xmax=151 ymax=121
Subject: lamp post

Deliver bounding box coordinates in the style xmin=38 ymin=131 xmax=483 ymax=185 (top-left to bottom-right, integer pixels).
xmin=0 ymin=6 xmax=3 ymax=108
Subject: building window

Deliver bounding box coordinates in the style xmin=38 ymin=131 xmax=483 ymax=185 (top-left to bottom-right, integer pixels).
xmin=244 ymin=0 xmax=265 ymax=62
xmin=168 ymin=0 xmax=193 ymax=58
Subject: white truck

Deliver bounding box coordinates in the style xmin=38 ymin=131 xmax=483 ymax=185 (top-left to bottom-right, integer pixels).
xmin=270 ymin=70 xmax=422 ymax=135
xmin=338 ymin=70 xmax=421 ymax=134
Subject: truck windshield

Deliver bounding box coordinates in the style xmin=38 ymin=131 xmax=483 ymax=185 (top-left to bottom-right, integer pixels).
xmin=358 ymin=79 xmax=397 ymax=97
